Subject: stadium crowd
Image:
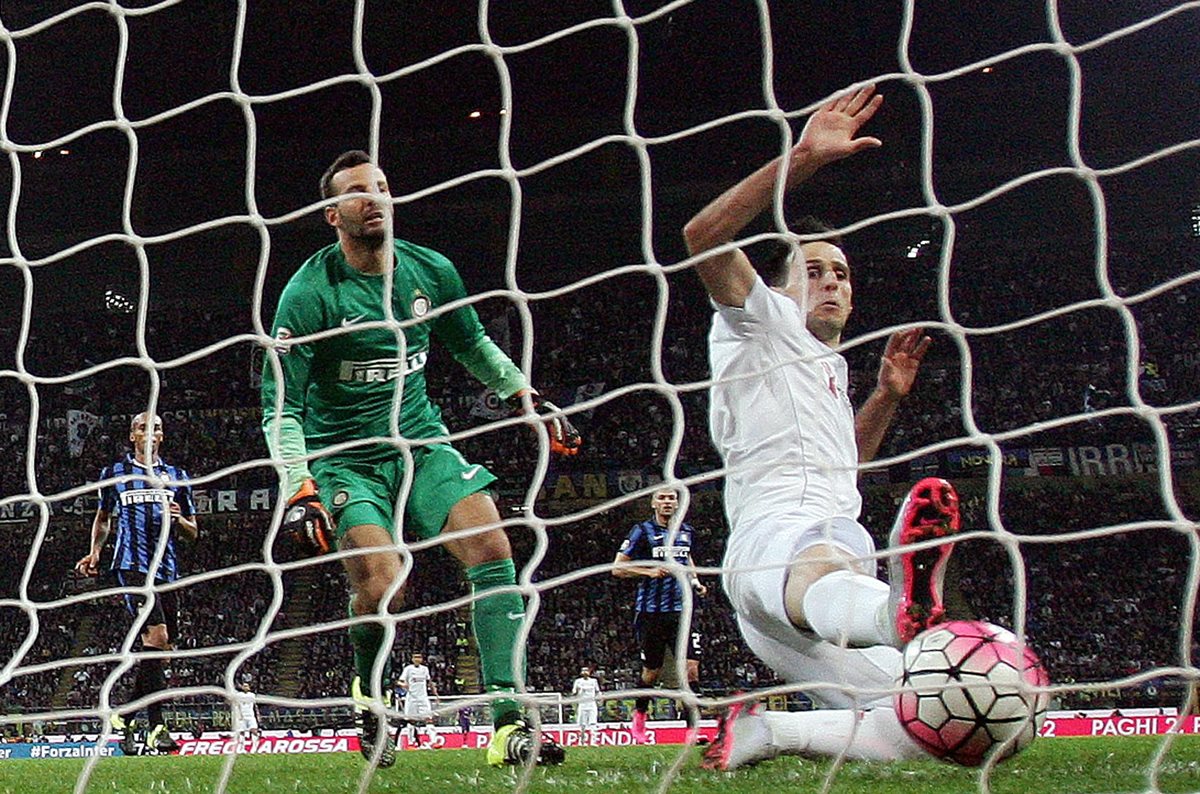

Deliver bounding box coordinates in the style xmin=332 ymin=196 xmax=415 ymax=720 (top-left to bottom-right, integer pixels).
xmin=0 ymin=233 xmax=1196 ymax=732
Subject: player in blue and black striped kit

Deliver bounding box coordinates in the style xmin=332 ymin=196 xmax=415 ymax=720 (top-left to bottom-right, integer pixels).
xmin=75 ymin=412 xmax=197 ymax=755
xmin=613 ymin=487 xmax=707 ymax=743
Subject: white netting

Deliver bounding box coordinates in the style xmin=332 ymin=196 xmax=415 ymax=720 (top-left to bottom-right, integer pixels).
xmin=0 ymin=1 xmax=1197 ymax=792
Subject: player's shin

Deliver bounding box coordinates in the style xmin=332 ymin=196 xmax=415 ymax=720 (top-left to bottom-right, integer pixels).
xmin=349 ymin=620 xmax=392 ymax=697
xmin=467 ymin=558 xmax=523 ymax=725
xmin=800 ymin=570 xmax=893 ymax=647
xmin=761 ymin=708 xmax=924 ymax=761
xmin=135 ymin=657 xmax=167 ymax=722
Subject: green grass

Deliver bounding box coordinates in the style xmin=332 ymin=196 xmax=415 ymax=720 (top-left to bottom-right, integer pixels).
xmin=1 ymin=738 xmax=1198 ymax=794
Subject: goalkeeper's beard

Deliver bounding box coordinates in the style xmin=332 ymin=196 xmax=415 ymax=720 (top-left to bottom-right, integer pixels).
xmin=348 ymin=225 xmax=390 ymax=248
xmin=337 ymin=206 xmax=392 ymax=248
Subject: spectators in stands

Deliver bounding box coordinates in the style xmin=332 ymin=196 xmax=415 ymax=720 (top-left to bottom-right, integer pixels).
xmin=0 ymin=233 xmax=1196 ymax=724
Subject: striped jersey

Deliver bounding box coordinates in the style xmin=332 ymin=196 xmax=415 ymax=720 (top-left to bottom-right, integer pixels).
xmin=98 ymin=454 xmax=195 ymax=582
xmin=618 ymin=519 xmax=696 ymax=613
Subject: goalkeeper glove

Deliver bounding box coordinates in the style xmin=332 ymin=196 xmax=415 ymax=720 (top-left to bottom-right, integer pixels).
xmin=510 ymin=389 xmax=582 ymax=456
xmin=282 ymin=479 xmax=334 ymax=555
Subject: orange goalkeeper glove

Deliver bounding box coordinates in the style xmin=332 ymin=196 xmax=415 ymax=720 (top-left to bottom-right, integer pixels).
xmin=282 ymin=479 xmax=334 ymax=555
xmin=510 ymin=390 xmax=582 ymax=456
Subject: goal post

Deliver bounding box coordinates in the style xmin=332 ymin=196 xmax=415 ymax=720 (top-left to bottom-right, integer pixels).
xmin=0 ymin=2 xmax=1197 ymax=792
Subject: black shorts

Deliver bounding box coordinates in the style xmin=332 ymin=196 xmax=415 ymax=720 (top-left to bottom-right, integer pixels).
xmin=634 ymin=611 xmax=702 ymax=671
xmin=115 ymin=570 xmax=178 ymax=643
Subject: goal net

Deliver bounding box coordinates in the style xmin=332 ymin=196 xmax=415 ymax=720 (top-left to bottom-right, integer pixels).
xmin=1 ymin=0 xmax=1198 ymax=791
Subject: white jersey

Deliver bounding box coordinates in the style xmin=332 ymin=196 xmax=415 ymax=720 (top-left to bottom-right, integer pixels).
xmin=233 ymin=692 xmax=258 ymax=730
xmin=571 ymin=676 xmax=600 ymax=704
xmin=400 ymin=664 xmax=432 ymax=700
xmin=708 ymin=278 xmax=861 ymax=535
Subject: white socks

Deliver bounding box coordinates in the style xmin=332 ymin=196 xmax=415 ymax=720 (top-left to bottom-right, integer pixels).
xmin=801 ymin=570 xmax=893 ymax=647
xmin=761 ymin=708 xmax=924 ymax=762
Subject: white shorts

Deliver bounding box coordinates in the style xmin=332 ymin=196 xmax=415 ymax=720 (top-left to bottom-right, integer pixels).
xmin=723 ymin=514 xmax=900 ymax=709
xmin=576 ymin=704 xmax=598 ymax=727
xmin=404 ymin=697 xmax=433 ymax=719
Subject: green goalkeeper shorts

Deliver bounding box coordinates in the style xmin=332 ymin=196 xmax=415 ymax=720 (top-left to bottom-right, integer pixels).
xmin=310 ymin=444 xmax=497 ymax=541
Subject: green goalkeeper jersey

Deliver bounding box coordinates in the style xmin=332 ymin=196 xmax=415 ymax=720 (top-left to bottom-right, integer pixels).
xmin=261 ymin=239 xmax=526 ymax=477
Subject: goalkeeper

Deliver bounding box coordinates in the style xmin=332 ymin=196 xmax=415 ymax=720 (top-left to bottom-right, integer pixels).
xmin=261 ymin=150 xmax=579 ymax=768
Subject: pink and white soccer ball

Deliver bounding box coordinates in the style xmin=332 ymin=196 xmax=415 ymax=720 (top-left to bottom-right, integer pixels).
xmin=894 ymin=620 xmax=1050 ymax=766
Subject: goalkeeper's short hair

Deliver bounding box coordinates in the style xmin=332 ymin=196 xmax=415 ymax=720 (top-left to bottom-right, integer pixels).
xmin=756 ymin=216 xmax=844 ymax=287
xmin=320 ymin=149 xmax=373 ymax=200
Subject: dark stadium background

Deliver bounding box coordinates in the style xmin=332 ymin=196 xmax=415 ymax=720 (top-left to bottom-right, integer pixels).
xmin=0 ymin=0 xmax=1195 ymax=737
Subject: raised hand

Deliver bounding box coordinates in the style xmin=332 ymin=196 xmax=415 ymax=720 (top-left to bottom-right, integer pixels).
xmin=794 ymin=84 xmax=884 ymax=172
xmin=877 ymin=327 xmax=932 ymax=400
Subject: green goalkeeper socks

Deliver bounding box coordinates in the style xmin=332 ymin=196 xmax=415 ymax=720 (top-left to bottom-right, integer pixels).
xmin=467 ymin=558 xmax=524 ymax=726
xmin=349 ymin=620 xmax=391 ymax=699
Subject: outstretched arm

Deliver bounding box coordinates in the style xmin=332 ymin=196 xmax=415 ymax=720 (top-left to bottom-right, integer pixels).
xmin=855 ymin=328 xmax=931 ymax=463
xmin=683 ymin=86 xmax=883 ymax=307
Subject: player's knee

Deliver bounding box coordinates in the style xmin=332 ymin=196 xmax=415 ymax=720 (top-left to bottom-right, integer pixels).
xmin=473 ymin=530 xmax=511 ymax=563
xmin=354 ymin=573 xmax=407 ymax=614
xmin=446 ymin=527 xmax=512 ymax=568
xmin=784 ymin=545 xmax=859 ymax=628
xmin=641 ymin=668 xmax=660 ymax=685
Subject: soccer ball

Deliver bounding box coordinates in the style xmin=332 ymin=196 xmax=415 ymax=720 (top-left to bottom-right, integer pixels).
xmin=894 ymin=620 xmax=1049 ymax=766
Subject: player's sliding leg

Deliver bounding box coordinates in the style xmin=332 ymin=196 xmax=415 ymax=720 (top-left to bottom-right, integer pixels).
xmin=781 ymin=480 xmax=961 ymax=650
xmin=704 ymin=617 xmax=925 ymax=768
xmin=702 ymin=702 xmax=926 ymax=770
xmin=708 ymin=479 xmax=964 ymax=768
xmin=887 ymin=477 xmax=961 ymax=644
xmin=710 ymin=481 xmax=966 ymax=764
xmin=440 ymin=493 xmax=564 ymax=766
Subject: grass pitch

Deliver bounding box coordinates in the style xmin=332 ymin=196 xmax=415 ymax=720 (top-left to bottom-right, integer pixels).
xmin=2 ymin=737 xmax=1198 ymax=793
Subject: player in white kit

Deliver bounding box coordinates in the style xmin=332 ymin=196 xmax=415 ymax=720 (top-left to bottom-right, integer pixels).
xmin=571 ymin=667 xmax=602 ymax=738
xmin=399 ymin=653 xmax=437 ymax=746
xmin=683 ymin=85 xmax=963 ymax=769
xmin=232 ymin=681 xmax=261 ymax=743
